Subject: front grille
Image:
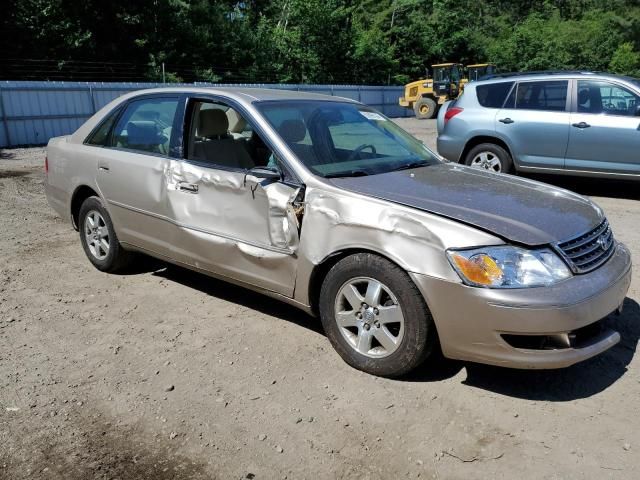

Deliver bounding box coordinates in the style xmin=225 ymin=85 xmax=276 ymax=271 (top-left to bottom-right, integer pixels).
xmin=409 ymin=86 xmax=418 ymax=97
xmin=556 ymin=219 xmax=615 ymax=273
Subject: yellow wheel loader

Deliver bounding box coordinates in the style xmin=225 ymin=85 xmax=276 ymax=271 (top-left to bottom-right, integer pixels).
xmin=399 ymin=63 xmax=497 ymax=119
xmin=467 ymin=63 xmax=497 ymax=82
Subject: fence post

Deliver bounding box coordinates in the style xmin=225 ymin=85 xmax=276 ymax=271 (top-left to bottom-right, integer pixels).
xmin=87 ymin=85 xmax=97 ymax=114
xmin=0 ymin=84 xmax=12 ymax=148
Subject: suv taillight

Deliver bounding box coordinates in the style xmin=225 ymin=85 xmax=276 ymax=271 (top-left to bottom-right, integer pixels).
xmin=444 ymin=107 xmax=463 ymax=125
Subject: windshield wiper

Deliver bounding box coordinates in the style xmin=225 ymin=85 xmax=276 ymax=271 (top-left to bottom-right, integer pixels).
xmin=324 ymin=170 xmax=370 ymax=178
xmin=388 ymin=161 xmax=430 ymax=173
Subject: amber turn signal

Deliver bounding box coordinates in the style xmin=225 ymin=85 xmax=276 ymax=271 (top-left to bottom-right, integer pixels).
xmin=450 ymin=252 xmax=503 ymax=286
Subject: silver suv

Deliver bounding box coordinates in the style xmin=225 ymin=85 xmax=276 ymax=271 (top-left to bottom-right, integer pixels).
xmin=437 ymin=72 xmax=640 ymax=179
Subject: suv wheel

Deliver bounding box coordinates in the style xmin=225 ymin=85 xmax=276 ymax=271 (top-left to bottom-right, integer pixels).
xmin=464 ymin=143 xmax=513 ymax=174
xmin=319 ymin=253 xmax=436 ymax=377
xmin=413 ymin=97 xmax=437 ymax=120
xmin=79 ymin=196 xmax=134 ymax=272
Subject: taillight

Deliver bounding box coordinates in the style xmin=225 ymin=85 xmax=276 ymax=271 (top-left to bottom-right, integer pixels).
xmin=45 ymin=156 xmax=49 ymax=174
xmin=444 ymin=107 xmax=463 ymax=125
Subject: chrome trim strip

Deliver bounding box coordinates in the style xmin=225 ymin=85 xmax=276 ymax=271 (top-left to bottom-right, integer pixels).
xmin=517 ymin=164 xmax=640 ymax=178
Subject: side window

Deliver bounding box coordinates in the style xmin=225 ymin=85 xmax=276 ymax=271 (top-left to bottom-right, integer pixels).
xmin=186 ymin=100 xmax=272 ymax=171
xmin=111 ymin=97 xmax=179 ymax=155
xmin=476 ymin=82 xmax=514 ymax=108
xmin=577 ymin=80 xmax=639 ymax=116
xmin=503 ymin=84 xmax=517 ymax=109
xmin=515 ymin=81 xmax=568 ymax=112
xmin=85 ymin=107 xmax=121 ymax=146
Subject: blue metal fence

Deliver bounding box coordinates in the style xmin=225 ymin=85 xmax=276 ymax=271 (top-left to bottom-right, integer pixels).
xmin=0 ymin=81 xmax=411 ymax=148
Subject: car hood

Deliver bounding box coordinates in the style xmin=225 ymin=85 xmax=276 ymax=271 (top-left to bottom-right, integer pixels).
xmin=329 ymin=163 xmax=603 ymax=246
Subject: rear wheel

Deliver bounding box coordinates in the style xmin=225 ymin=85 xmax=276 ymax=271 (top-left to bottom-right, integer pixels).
xmin=78 ymin=196 xmax=133 ymax=272
xmin=464 ymin=143 xmax=513 ymax=174
xmin=319 ymin=253 xmax=436 ymax=377
xmin=413 ymin=97 xmax=437 ymax=120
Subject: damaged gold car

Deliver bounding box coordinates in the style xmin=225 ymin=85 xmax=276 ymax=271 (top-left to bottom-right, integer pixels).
xmin=45 ymin=88 xmax=632 ymax=377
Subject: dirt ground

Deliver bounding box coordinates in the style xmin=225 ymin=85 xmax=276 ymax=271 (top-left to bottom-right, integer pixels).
xmin=1 ymin=119 xmax=639 ymax=480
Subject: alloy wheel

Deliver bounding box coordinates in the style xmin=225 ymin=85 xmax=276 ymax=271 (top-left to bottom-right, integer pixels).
xmin=470 ymin=151 xmax=502 ymax=172
xmin=84 ymin=210 xmax=110 ymax=260
xmin=334 ymin=277 xmax=405 ymax=358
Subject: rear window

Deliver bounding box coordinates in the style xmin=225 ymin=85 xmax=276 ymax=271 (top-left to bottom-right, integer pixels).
xmin=85 ymin=107 xmax=121 ymax=146
xmin=476 ymin=82 xmax=514 ymax=108
xmin=110 ymin=97 xmax=179 ymax=155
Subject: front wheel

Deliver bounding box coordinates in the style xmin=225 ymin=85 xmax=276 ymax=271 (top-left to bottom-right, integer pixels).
xmin=413 ymin=97 xmax=437 ymax=120
xmin=319 ymin=253 xmax=436 ymax=377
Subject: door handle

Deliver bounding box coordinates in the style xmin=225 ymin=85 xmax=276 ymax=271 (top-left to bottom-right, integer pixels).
xmin=571 ymin=122 xmax=591 ymax=129
xmin=98 ymin=163 xmax=110 ymax=171
xmin=177 ymin=182 xmax=199 ymax=193
xmin=499 ymin=118 xmax=514 ymax=124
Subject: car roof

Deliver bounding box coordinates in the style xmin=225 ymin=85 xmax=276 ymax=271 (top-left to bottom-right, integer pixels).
xmin=475 ymin=71 xmax=639 ymax=85
xmin=126 ymin=86 xmax=358 ymax=103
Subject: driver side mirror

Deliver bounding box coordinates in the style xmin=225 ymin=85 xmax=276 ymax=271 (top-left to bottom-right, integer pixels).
xmin=247 ymin=166 xmax=281 ymax=181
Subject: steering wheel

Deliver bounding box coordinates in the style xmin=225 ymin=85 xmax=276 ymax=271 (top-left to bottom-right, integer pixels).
xmin=347 ymin=144 xmax=377 ymax=161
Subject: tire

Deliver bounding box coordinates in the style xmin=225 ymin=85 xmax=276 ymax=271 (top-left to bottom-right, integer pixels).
xmin=319 ymin=253 xmax=436 ymax=378
xmin=413 ymin=97 xmax=437 ymax=120
xmin=464 ymin=143 xmax=514 ymax=174
xmin=78 ymin=196 xmax=133 ymax=272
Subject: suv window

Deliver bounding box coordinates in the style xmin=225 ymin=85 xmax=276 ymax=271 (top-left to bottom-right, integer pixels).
xmin=577 ymin=80 xmax=640 ymax=116
xmin=512 ymin=80 xmax=568 ymax=112
xmin=476 ymin=82 xmax=514 ymax=108
xmin=111 ymin=97 xmax=179 ymax=155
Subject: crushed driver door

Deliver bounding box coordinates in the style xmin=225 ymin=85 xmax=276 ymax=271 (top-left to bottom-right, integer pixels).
xmin=165 ymin=159 xmax=302 ymax=297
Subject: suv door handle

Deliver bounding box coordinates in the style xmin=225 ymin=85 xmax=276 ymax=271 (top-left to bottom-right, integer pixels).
xmin=499 ymin=118 xmax=514 ymax=124
xmin=571 ymin=122 xmax=591 ymax=129
xmin=98 ymin=162 xmax=110 ymax=171
xmin=177 ymin=182 xmax=199 ymax=193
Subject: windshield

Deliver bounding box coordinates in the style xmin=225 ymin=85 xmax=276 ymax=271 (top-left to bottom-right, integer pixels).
xmin=256 ymin=101 xmax=440 ymax=177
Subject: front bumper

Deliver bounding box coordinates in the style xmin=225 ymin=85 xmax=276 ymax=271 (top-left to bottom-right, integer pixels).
xmin=410 ymin=242 xmax=632 ymax=369
xmin=399 ymin=97 xmax=410 ymax=107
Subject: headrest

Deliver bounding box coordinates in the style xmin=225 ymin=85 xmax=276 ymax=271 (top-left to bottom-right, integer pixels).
xmin=278 ymin=119 xmax=307 ymax=143
xmin=226 ymin=109 xmax=247 ymax=133
xmin=199 ymin=109 xmax=229 ymax=138
xmin=578 ymin=89 xmax=589 ymax=104
xmin=127 ymin=121 xmax=159 ymax=145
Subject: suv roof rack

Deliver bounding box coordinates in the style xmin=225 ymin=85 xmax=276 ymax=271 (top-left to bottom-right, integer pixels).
xmin=480 ymin=70 xmax=598 ymax=80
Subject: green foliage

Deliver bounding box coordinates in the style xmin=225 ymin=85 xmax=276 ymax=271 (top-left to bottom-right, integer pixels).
xmin=610 ymin=43 xmax=640 ymax=77
xmin=1 ymin=0 xmax=639 ymax=84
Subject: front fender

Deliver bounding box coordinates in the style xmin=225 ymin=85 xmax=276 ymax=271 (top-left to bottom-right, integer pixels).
xmin=293 ymin=186 xmax=503 ymax=306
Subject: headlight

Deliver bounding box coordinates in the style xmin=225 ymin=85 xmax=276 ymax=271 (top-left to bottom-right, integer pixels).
xmin=423 ymin=82 xmax=433 ymax=88
xmin=447 ymin=246 xmax=571 ymax=288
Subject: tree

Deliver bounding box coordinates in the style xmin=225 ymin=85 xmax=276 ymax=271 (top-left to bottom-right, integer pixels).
xmin=610 ymin=42 xmax=640 ymax=77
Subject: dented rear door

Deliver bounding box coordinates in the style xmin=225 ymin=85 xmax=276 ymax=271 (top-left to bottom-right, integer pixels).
xmin=165 ymin=160 xmax=301 ymax=296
